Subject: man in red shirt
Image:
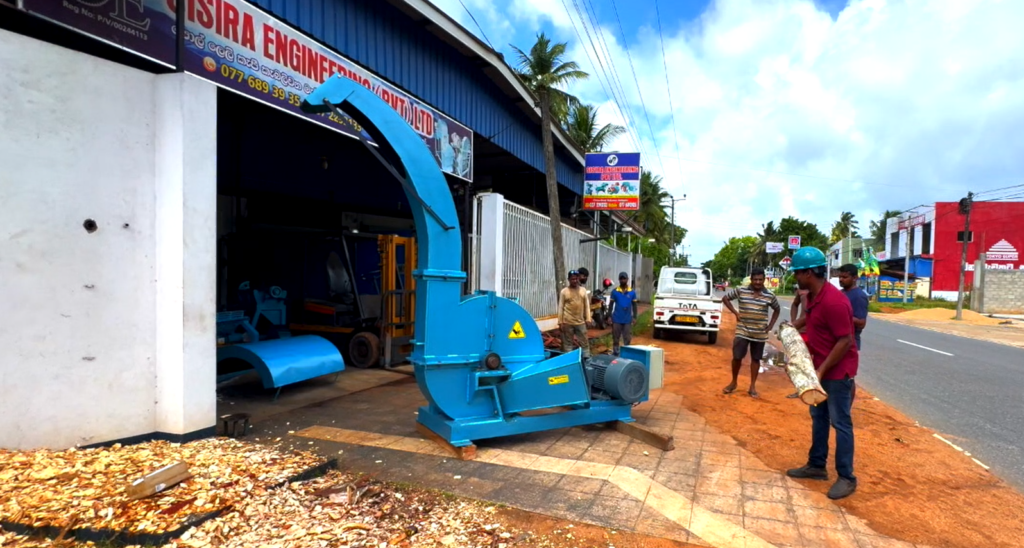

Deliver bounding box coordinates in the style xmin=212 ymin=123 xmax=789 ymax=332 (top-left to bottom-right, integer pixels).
xmin=784 ymin=247 xmax=859 ymax=500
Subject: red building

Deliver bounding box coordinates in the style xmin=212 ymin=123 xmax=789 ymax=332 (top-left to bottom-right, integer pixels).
xmin=884 ymin=201 xmax=1024 ymax=301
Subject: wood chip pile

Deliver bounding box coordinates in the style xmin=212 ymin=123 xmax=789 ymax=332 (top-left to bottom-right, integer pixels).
xmin=1 ymin=469 xmax=520 ymax=548
xmin=0 ymin=439 xmax=326 ymax=538
xmin=172 ymin=470 xmax=518 ymax=548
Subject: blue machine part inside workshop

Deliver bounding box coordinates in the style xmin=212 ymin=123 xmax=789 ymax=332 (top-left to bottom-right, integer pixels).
xmin=301 ymin=77 xmax=654 ymax=448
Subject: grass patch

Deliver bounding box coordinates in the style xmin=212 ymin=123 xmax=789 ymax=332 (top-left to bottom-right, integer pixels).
xmin=869 ymin=296 xmax=969 ymax=313
xmin=633 ymin=309 xmax=653 ymax=335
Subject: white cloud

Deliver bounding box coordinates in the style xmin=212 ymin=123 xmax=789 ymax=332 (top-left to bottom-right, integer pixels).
xmin=434 ymin=0 xmax=1024 ymax=264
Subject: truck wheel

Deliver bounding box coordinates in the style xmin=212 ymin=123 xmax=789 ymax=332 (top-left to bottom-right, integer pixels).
xmin=349 ymin=332 xmax=381 ymax=369
xmin=707 ymin=332 xmax=718 ymax=345
xmin=653 ymin=328 xmax=663 ymax=340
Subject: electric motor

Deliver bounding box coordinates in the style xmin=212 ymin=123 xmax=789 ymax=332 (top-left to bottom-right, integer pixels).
xmin=585 ymin=355 xmax=648 ymax=403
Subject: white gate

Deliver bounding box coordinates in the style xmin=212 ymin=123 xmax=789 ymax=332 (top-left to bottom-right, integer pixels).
xmin=596 ymin=243 xmax=633 ymax=289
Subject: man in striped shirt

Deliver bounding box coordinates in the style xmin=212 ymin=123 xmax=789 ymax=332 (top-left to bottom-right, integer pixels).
xmin=722 ymin=269 xmax=781 ymax=398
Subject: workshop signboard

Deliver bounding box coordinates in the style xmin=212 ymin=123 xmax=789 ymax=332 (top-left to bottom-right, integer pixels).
xmin=766 ymin=242 xmax=784 ymax=254
xmin=21 ymin=0 xmax=475 ymax=182
xmin=583 ymin=153 xmax=641 ymax=210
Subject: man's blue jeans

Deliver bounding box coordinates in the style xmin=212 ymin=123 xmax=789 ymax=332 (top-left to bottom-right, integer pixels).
xmin=808 ymin=377 xmax=856 ymax=482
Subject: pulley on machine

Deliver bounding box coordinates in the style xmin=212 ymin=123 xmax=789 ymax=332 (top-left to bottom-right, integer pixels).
xmin=300 ymin=77 xmax=669 ymax=454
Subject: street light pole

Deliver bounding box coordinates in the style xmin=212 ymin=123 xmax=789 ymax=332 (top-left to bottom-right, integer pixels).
xmin=662 ymin=195 xmax=687 ymax=266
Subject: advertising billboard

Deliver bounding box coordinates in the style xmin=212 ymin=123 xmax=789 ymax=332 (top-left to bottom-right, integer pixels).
xmin=21 ymin=0 xmax=475 ymax=181
xmin=583 ymin=153 xmax=641 ymax=210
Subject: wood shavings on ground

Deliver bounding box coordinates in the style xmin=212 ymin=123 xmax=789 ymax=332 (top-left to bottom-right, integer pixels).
xmin=1 ymin=471 xmax=525 ymax=548
xmin=171 ymin=470 xmax=516 ymax=548
xmin=0 ymin=438 xmax=326 ymax=536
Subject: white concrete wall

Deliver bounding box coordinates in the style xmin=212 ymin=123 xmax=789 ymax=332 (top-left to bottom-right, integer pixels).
xmin=0 ymin=30 xmax=217 ymax=449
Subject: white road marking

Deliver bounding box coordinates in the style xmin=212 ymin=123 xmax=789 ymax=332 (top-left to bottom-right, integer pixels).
xmin=897 ymin=339 xmax=954 ymax=356
xmin=933 ymin=433 xmax=964 ymax=452
xmin=973 ymin=458 xmax=991 ymax=471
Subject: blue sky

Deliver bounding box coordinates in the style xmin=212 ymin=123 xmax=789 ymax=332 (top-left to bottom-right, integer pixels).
xmin=432 ymin=0 xmax=1024 ymax=264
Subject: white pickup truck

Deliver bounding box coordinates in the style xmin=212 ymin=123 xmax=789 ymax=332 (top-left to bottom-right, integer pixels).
xmin=652 ymin=267 xmax=723 ymax=344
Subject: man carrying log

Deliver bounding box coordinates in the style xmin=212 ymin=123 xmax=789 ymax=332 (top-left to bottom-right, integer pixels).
xmin=785 ymin=247 xmax=860 ymax=500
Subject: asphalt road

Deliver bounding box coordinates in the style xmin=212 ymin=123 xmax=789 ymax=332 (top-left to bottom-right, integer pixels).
xmin=777 ymin=298 xmax=1024 ymax=490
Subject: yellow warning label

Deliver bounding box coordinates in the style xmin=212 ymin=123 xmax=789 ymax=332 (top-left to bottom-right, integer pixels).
xmin=548 ymin=375 xmax=569 ymax=385
xmin=508 ymin=320 xmax=526 ymax=339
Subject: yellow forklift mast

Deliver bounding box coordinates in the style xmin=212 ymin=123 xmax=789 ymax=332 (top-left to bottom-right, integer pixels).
xmin=288 ymin=234 xmax=416 ymax=369
xmin=376 ymin=235 xmax=416 ymax=367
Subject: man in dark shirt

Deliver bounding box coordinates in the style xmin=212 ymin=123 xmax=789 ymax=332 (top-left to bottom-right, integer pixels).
xmin=837 ymin=264 xmax=868 ymax=350
xmin=784 ymin=248 xmax=859 ymax=500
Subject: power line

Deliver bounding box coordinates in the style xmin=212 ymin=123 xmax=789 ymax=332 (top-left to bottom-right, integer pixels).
xmin=571 ymin=0 xmax=649 ymax=158
xmin=457 ymin=0 xmax=493 ymax=49
xmin=582 ymin=0 xmax=645 ymax=154
xmin=973 ymin=183 xmax=1024 ymax=197
xmin=610 ymin=0 xmax=666 ymax=175
xmin=654 ymin=0 xmax=685 ymax=182
xmin=558 ymin=0 xmax=648 ymax=157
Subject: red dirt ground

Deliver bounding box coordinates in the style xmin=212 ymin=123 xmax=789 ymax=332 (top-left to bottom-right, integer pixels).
xmin=643 ymin=314 xmax=1024 ymax=548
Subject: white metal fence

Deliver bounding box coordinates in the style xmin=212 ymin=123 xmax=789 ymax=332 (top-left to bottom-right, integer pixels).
xmin=502 ymin=201 xmax=595 ymax=318
xmin=635 ymin=256 xmax=655 ymax=302
xmin=471 ymin=193 xmax=656 ymax=318
xmin=596 ymin=243 xmax=633 ymax=291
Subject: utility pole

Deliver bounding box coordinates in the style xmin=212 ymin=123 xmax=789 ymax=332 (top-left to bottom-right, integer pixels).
xmin=669 ymin=200 xmax=675 ymax=267
xmin=662 ymin=195 xmax=686 ymax=267
xmin=902 ymin=219 xmax=911 ymax=304
xmin=955 ymin=192 xmax=974 ymax=320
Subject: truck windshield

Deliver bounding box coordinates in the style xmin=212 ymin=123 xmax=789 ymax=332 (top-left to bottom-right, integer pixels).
xmin=658 ymin=270 xmax=710 ymax=296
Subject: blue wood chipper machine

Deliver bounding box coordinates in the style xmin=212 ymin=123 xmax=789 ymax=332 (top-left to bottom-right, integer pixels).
xmin=299 ymin=77 xmax=665 ymax=451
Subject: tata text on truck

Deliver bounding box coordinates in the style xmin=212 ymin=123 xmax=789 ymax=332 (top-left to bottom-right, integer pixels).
xmin=653 ymin=267 xmax=723 ymax=344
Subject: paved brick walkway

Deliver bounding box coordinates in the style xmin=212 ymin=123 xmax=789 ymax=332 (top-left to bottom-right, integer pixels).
xmin=249 ymin=375 xmax=930 ymax=548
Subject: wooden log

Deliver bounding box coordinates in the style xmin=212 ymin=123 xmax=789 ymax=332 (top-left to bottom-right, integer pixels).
xmin=612 ymin=420 xmax=675 ymax=451
xmin=416 ymin=422 xmax=477 ymax=460
xmin=126 ymin=461 xmax=191 ymax=500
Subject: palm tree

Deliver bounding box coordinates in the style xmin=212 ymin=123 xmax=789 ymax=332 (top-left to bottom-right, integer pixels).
xmin=636 ymin=170 xmax=670 ymax=242
xmin=564 ymin=104 xmax=626 ymax=153
xmin=512 ymin=33 xmax=588 ymax=291
xmin=869 ymin=209 xmax=902 ymax=247
xmin=752 ymin=221 xmax=780 ymax=267
xmin=830 ymin=211 xmax=861 ymax=243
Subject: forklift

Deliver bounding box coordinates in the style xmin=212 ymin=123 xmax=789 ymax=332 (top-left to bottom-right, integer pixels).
xmin=289 ymin=234 xmax=416 ymax=369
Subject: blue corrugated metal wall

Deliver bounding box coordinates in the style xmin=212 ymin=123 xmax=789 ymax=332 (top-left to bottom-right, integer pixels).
xmin=249 ymin=0 xmax=583 ymax=195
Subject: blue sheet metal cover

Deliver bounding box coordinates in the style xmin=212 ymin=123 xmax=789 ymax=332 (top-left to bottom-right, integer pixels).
xmin=216 ymin=335 xmax=345 ymax=389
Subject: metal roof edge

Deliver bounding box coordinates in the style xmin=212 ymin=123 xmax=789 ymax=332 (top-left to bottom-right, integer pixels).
xmin=385 ymin=0 xmax=587 ymax=167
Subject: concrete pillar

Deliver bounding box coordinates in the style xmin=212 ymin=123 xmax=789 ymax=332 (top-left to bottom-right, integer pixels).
xmin=973 ymin=253 xmax=986 ymax=313
xmin=153 ymin=74 xmax=218 ymax=438
xmin=475 ymin=192 xmax=505 ymax=296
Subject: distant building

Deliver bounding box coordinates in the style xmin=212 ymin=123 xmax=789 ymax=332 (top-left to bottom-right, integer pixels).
xmin=828 ymin=237 xmax=865 ymax=270
xmin=880 ymin=202 xmax=1024 ymax=300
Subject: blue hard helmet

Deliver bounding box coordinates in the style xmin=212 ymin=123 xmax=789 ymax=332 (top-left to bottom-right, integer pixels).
xmin=789 ymin=247 xmax=827 ymax=271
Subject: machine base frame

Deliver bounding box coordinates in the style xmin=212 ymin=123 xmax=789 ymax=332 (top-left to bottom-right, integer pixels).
xmin=416 ymin=401 xmax=637 ymax=449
